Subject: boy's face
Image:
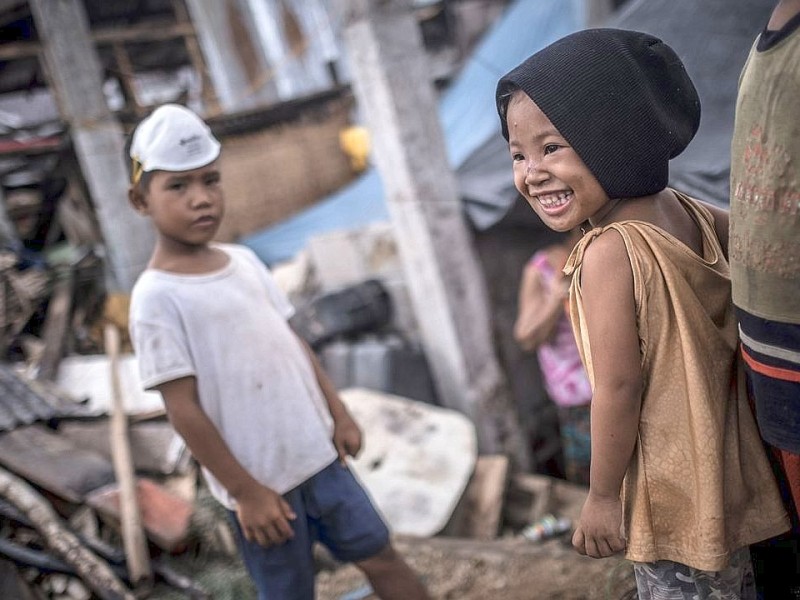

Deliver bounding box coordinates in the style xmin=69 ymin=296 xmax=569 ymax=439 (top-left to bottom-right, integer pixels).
xmin=130 ymin=161 xmax=224 ymax=249
xmin=506 ymin=92 xmax=610 ymax=232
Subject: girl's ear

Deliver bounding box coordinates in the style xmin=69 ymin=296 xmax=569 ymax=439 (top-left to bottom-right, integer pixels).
xmin=128 ymin=185 xmax=148 ymax=214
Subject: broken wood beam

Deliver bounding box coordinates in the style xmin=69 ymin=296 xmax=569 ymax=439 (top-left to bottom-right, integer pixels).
xmin=36 ymin=268 xmax=75 ymax=382
xmin=0 ymin=465 xmax=134 ymax=600
xmin=0 ymin=424 xmax=115 ymax=504
xmin=442 ymin=454 xmax=510 ymax=540
xmin=105 ymin=323 xmax=152 ymax=586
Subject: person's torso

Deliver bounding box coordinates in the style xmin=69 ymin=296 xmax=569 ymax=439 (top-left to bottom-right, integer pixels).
xmin=729 ymin=22 xmax=800 ymax=323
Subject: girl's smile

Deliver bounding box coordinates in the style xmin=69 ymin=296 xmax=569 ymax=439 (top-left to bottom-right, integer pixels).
xmin=506 ymin=91 xmax=610 ymax=232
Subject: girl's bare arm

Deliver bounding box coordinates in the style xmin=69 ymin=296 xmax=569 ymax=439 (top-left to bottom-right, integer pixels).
xmin=572 ymin=229 xmax=643 ymax=559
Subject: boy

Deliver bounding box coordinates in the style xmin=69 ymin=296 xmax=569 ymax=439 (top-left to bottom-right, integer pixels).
xmin=126 ymin=104 xmax=429 ymax=600
xmin=729 ymin=0 xmax=800 ymax=595
xmin=496 ymin=29 xmax=790 ymax=598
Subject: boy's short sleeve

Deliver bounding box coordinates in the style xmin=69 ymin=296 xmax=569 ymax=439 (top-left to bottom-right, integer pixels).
xmin=128 ymin=273 xmax=196 ymax=390
xmin=233 ymin=245 xmax=295 ymax=320
xmin=130 ymin=305 xmax=196 ymax=391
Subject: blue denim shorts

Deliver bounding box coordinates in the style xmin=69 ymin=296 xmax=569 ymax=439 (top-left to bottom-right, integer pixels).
xmin=228 ymin=461 xmax=390 ymax=600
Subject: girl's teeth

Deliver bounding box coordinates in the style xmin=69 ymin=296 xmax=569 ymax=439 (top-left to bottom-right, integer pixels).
xmin=537 ymin=192 xmax=571 ymax=207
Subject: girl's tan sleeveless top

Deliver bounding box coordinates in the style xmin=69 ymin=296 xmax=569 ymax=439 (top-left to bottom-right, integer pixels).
xmin=564 ymin=190 xmax=789 ymax=570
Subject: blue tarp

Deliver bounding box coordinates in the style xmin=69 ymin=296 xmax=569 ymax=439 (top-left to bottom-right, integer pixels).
xmin=241 ymin=0 xmax=585 ymax=265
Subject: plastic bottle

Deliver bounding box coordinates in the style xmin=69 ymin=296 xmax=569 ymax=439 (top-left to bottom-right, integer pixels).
xmin=521 ymin=513 xmax=572 ymax=542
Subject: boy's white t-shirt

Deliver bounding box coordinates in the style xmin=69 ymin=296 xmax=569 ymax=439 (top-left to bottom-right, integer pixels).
xmin=129 ymin=243 xmax=336 ymax=509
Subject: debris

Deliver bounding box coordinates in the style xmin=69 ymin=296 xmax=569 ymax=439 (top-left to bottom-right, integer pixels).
xmin=86 ymin=479 xmax=194 ymax=553
xmin=58 ymin=419 xmax=191 ymax=476
xmin=55 ymin=353 xmax=165 ymax=416
xmin=0 ymin=556 xmax=38 ymax=599
xmin=520 ymin=514 xmax=572 ymax=543
xmin=339 ymin=582 xmax=373 ymax=600
xmin=339 ymin=387 xmax=477 ymax=537
xmin=443 ymin=454 xmax=509 ymax=540
xmin=34 ymin=266 xmax=73 ymax=381
xmin=291 ymin=279 xmax=393 ymax=349
xmin=0 ymin=464 xmax=135 ymax=600
xmin=0 ymin=424 xmax=114 ymax=503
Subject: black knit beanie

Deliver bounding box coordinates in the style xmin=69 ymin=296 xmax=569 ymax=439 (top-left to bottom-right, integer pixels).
xmin=496 ymin=28 xmax=700 ymax=199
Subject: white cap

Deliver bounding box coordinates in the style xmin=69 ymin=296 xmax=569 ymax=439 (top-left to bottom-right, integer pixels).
xmin=130 ymin=104 xmax=221 ymax=183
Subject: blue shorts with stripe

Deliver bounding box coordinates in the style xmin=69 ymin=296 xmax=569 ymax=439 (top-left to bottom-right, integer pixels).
xmin=228 ymin=461 xmax=390 ymax=600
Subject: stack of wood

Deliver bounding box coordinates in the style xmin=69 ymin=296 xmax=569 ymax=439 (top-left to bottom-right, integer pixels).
xmin=0 ymin=323 xmax=245 ymax=598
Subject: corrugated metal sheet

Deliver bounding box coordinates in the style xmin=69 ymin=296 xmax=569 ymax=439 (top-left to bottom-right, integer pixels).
xmin=0 ymin=363 xmax=90 ymax=432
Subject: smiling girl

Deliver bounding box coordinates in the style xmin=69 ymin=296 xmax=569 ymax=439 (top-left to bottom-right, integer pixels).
xmin=496 ymin=28 xmax=789 ymax=599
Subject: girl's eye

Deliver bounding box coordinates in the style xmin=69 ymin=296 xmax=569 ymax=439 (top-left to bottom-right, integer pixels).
xmin=169 ymin=182 xmax=186 ymax=191
xmin=512 ymin=153 xmax=524 ymax=162
xmin=544 ymin=144 xmax=559 ymax=155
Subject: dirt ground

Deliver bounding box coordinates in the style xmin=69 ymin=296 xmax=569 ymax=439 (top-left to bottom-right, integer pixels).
xmin=316 ymin=535 xmax=637 ymax=600
xmin=312 ymin=473 xmax=639 ymax=600
xmin=150 ymin=475 xmax=638 ymax=600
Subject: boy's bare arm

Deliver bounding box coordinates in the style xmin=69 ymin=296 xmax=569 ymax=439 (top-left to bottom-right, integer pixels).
xmin=155 ymin=376 xmax=296 ymax=547
xmin=572 ymin=229 xmax=642 ymax=559
xmin=514 ymin=262 xmax=567 ymax=351
xmin=295 ymin=333 xmax=363 ymax=463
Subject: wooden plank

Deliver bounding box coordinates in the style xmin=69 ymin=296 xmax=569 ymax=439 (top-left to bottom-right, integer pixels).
xmin=0 ymin=22 xmax=197 ymax=62
xmin=0 ymin=424 xmax=114 ymax=503
xmin=111 ymin=42 xmax=144 ymax=117
xmin=504 ymin=473 xmax=589 ymax=531
xmin=92 ymin=21 xmax=195 ymax=45
xmin=59 ymin=419 xmax=190 ymax=476
xmin=35 ymin=270 xmax=74 ymax=382
xmin=172 ymin=0 xmax=220 ymax=114
xmin=0 ymin=465 xmax=135 ymax=600
xmin=105 ymin=323 xmax=151 ymax=585
xmin=442 ymin=454 xmax=509 ymax=539
xmin=86 ymin=479 xmax=194 ymax=553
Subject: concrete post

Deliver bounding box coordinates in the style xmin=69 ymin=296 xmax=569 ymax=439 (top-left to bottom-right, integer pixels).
xmin=29 ymin=0 xmax=154 ymax=292
xmin=338 ymin=0 xmax=528 ymax=465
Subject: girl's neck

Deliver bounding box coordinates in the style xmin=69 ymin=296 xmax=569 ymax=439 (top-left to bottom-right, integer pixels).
xmin=588 ymin=198 xmax=623 ymax=229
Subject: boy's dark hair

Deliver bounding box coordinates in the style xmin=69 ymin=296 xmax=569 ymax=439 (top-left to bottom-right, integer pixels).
xmin=496 ymin=28 xmax=701 ymax=199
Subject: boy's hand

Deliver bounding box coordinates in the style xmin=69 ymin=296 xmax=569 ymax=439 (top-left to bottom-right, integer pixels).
xmin=332 ymin=410 xmax=362 ymax=464
xmin=572 ymin=492 xmax=626 ymax=558
xmin=235 ymin=483 xmax=296 ymax=547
